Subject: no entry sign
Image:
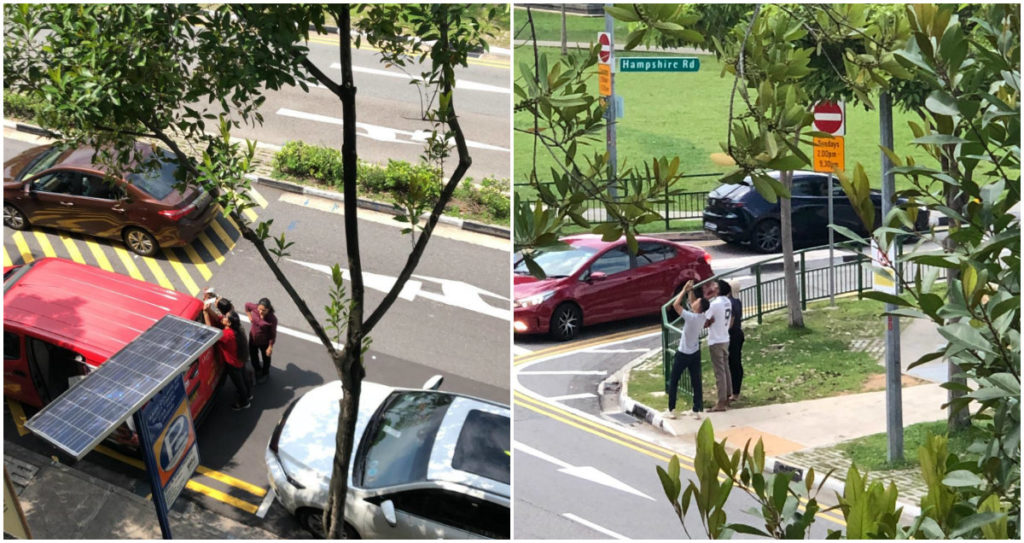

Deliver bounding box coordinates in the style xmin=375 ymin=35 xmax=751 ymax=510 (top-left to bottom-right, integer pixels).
xmin=598 ymin=32 xmax=611 ymax=64
xmin=813 ymin=101 xmax=845 ymax=136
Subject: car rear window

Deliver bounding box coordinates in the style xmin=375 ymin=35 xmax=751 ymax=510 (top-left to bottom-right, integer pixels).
xmin=126 ymin=152 xmax=186 ymax=199
xmin=452 ymin=410 xmax=510 ymax=484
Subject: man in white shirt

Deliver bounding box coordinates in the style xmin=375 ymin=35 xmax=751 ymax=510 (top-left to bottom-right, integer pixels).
xmin=664 ymin=280 xmax=709 ymax=420
xmin=705 ymin=279 xmax=734 ymax=412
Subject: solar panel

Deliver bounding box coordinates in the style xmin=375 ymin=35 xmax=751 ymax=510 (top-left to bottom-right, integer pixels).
xmin=25 ymin=314 xmax=221 ymax=460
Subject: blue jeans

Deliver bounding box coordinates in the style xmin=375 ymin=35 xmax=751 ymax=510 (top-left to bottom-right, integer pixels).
xmin=668 ymin=350 xmax=703 ymax=412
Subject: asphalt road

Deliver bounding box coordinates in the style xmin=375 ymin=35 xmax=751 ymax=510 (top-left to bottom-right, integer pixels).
xmin=3 ymin=132 xmax=510 ymax=536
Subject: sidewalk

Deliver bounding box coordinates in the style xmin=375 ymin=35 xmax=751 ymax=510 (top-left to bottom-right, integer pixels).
xmin=3 ymin=441 xmax=277 ymax=539
xmin=621 ymin=317 xmax=950 ymax=510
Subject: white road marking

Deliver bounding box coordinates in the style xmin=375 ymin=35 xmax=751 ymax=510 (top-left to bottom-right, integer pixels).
xmin=583 ymin=348 xmax=650 ymax=354
xmin=514 ymin=331 xmax=662 ymax=366
xmin=255 ymin=488 xmax=276 ymax=519
xmin=286 ymin=258 xmax=510 ymax=320
xmin=517 ymin=370 xmax=608 ymax=376
xmin=513 ymin=441 xmax=654 ymax=501
xmin=562 ymin=513 xmax=629 ymax=540
xmin=238 ymin=313 xmax=343 ymax=351
xmin=331 ymin=63 xmax=511 ymax=94
xmin=513 ymin=345 xmax=533 ymax=356
xmin=546 ymin=393 xmax=596 ymax=402
xmin=276 ymin=108 xmax=509 ymax=152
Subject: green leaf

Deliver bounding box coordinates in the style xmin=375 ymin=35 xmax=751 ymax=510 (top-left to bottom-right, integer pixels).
xmin=924 ymin=91 xmax=960 ymax=116
xmin=941 ymin=469 xmax=983 ymax=487
xmin=949 ymin=512 xmax=1006 ymax=537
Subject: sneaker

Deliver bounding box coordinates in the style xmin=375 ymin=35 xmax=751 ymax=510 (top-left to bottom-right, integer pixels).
xmin=232 ymin=400 xmax=251 ymax=411
xmin=257 ymin=374 xmax=269 ymax=384
xmin=691 ymin=410 xmax=703 ymax=420
xmin=663 ymin=410 xmax=677 ymax=419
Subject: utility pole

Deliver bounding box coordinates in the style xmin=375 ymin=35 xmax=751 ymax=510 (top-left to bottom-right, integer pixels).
xmin=879 ymin=91 xmax=904 ymax=463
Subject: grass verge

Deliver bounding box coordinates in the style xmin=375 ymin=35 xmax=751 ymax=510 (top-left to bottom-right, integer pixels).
xmin=834 ymin=419 xmax=977 ymax=472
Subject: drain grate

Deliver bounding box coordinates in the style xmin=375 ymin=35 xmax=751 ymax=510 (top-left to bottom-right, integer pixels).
xmin=4 ymin=456 xmax=39 ymax=490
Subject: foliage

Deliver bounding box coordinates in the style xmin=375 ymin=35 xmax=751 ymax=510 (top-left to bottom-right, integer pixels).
xmin=2 ymin=89 xmax=44 ymax=119
xmin=274 ymin=141 xmax=344 ymax=183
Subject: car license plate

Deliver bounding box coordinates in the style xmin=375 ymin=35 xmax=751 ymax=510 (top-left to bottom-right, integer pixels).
xmin=704 ymin=222 xmax=717 ymax=232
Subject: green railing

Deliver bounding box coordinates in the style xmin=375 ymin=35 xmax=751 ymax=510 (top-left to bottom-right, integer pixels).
xmin=659 ymin=240 xmax=947 ymax=398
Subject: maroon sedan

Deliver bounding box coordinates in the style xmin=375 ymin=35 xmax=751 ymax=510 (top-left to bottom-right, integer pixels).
xmin=3 ymin=143 xmax=218 ymax=256
xmin=514 ymin=235 xmax=714 ymax=340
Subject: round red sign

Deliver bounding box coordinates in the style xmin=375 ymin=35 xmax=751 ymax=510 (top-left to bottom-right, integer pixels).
xmin=598 ymin=33 xmax=611 ymax=63
xmin=813 ymin=101 xmax=844 ymax=135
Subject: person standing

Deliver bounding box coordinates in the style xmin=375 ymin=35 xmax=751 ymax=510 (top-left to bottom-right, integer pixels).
xmin=722 ymin=280 xmax=745 ymax=402
xmin=245 ymin=297 xmax=278 ymax=383
xmin=664 ymin=280 xmax=709 ymax=420
xmin=205 ymin=300 xmax=251 ymax=410
xmin=705 ymin=279 xmax=733 ymax=412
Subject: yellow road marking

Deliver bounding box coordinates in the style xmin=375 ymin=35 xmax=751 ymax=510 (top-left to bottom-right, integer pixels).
xmin=249 ymin=188 xmax=268 ymax=208
xmin=186 ymin=480 xmax=260 ymax=514
xmin=85 ymin=240 xmax=114 ymax=272
xmin=2 ymin=246 xmax=12 ymax=267
xmin=33 ymin=231 xmax=57 ymax=258
xmin=141 ymin=256 xmax=175 ymax=290
xmin=166 ymin=250 xmax=200 ymax=296
xmin=196 ymin=465 xmax=267 ymax=497
xmin=12 ymin=231 xmax=34 ymax=264
xmin=515 ymin=326 xmax=660 ymax=366
xmin=58 ymin=234 xmax=86 ymax=264
xmin=182 ymin=245 xmax=213 ymax=281
xmin=243 ymin=207 xmax=259 ymax=223
xmin=6 ymin=399 xmax=29 ymax=436
xmin=112 ymin=246 xmax=146 ymax=281
xmin=197 ymin=233 xmax=226 ymax=266
xmin=209 ymin=220 xmax=237 ymax=254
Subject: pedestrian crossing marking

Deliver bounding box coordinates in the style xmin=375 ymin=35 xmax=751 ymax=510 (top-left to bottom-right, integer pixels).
xmin=58 ymin=233 xmax=86 ymax=264
xmin=33 ymin=231 xmax=57 ymax=258
xmin=141 ymin=255 xmax=175 ymax=290
xmin=209 ymin=219 xmax=237 ymax=254
xmin=112 ymin=245 xmax=146 ymax=281
xmin=12 ymin=231 xmax=33 ymax=264
xmin=243 ymin=207 xmax=259 ymax=223
xmin=85 ymin=240 xmax=114 ymax=272
xmin=182 ymin=244 xmax=213 ymax=281
xmin=197 ymin=232 xmax=227 ymax=266
xmin=2 ymin=246 xmax=12 ymax=267
xmin=249 ymin=189 xmax=268 ymax=208
xmin=166 ymin=249 xmax=200 ymax=296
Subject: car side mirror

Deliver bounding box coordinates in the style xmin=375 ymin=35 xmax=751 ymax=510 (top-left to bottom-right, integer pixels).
xmin=589 ymin=271 xmax=608 ymax=282
xmin=421 ymin=375 xmax=443 ymax=391
xmin=24 ymin=183 xmax=34 ymax=195
xmin=380 ymin=500 xmax=398 ymax=528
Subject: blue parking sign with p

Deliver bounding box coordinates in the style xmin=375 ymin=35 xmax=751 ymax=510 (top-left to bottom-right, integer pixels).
xmin=137 ymin=375 xmax=199 ymax=529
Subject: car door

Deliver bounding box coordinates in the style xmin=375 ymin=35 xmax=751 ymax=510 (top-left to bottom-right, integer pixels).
xmin=354 ymin=487 xmax=506 ymax=539
xmin=2 ymin=330 xmax=45 ymax=408
xmin=572 ymin=245 xmax=636 ymax=324
xmin=18 ymin=170 xmax=85 ymax=229
xmin=70 ymin=173 xmax=131 ymax=240
xmin=790 ymin=174 xmax=829 ymax=245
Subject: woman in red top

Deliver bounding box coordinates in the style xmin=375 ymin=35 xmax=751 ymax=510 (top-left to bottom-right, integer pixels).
xmin=205 ymin=300 xmax=251 ymax=410
xmin=245 ymin=297 xmax=278 ymax=384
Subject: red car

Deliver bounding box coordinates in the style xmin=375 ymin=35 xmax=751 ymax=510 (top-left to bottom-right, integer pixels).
xmin=3 ymin=258 xmax=225 ymax=445
xmin=514 ymin=235 xmax=714 ymax=340
xmin=3 ymin=142 xmax=219 ymax=256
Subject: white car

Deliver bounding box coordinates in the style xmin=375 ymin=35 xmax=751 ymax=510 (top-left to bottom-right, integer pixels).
xmin=265 ymin=377 xmax=510 ymax=539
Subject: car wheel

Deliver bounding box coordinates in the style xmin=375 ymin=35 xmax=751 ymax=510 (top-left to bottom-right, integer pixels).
xmin=752 ymin=219 xmax=781 ymax=253
xmin=3 ymin=204 xmax=28 ymax=230
xmin=550 ymin=303 xmax=582 ymax=341
xmin=123 ymin=227 xmax=158 ymax=257
xmin=296 ymin=509 xmax=359 ymax=539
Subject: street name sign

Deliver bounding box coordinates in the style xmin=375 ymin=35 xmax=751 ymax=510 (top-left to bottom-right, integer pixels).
xmin=619 ymin=57 xmax=700 ymax=72
xmin=813 ymin=136 xmax=845 ymax=173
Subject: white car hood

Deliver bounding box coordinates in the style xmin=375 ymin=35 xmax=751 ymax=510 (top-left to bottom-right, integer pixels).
xmin=275 ymin=380 xmax=395 ymax=489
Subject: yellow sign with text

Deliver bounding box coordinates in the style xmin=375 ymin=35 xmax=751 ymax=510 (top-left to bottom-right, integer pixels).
xmin=813 ymin=136 xmax=845 ymax=173
xmin=598 ymin=64 xmax=611 ymax=96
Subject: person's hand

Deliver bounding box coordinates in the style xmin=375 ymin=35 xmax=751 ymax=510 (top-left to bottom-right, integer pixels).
xmin=266 ymin=345 xmax=273 ymax=357
xmin=684 ymin=279 xmax=694 ymax=291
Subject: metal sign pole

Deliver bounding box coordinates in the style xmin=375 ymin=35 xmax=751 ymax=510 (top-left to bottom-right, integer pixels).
xmin=879 ymin=91 xmax=904 ymax=463
xmin=604 ymin=4 xmax=617 ymax=200
xmin=828 ymin=173 xmax=835 ymax=306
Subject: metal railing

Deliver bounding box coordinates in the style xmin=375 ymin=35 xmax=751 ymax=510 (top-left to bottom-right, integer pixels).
xmin=514 ymin=173 xmax=719 ymax=229
xmin=659 ymin=241 xmax=948 ymax=398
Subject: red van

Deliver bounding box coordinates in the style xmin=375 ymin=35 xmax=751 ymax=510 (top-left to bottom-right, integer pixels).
xmin=3 ymin=258 xmax=224 ymax=443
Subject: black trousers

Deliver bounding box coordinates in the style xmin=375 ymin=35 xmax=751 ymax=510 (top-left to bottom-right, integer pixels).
xmin=668 ymin=350 xmax=703 ymax=412
xmin=226 ymin=365 xmax=250 ymax=403
xmin=249 ymin=339 xmax=272 ymax=378
xmin=729 ymin=329 xmax=745 ymax=395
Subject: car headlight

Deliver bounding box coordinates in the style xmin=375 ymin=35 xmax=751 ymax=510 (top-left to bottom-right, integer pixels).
xmin=515 ymin=290 xmax=556 ymax=308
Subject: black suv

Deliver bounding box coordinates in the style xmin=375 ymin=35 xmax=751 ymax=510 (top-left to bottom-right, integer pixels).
xmin=702 ymin=171 xmax=929 ymax=253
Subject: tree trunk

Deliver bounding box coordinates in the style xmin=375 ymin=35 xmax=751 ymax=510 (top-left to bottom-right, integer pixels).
xmin=780 ymin=170 xmax=804 ymax=328
xmin=943 ymin=158 xmax=971 ymax=432
xmin=560 ymin=5 xmax=568 ymax=55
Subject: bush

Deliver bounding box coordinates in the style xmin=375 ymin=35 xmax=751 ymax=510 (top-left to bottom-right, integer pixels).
xmin=477 ymin=177 xmax=510 ymax=220
xmin=4 ymin=90 xmax=44 ymax=121
xmin=384 ymin=160 xmax=442 ymax=201
xmin=273 ymin=141 xmax=343 ymax=185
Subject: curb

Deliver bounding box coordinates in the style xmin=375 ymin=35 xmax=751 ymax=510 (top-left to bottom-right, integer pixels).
xmin=5 ymin=121 xmax=510 ymax=241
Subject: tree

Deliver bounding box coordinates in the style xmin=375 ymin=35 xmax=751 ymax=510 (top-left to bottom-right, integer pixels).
xmin=4 ymin=3 xmax=503 ymax=538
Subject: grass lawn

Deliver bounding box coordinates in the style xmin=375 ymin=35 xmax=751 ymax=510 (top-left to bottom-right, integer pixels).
xmin=514 ymin=45 xmax=941 ymax=200
xmin=835 ymin=419 xmax=978 ymax=472
xmin=560 ymin=218 xmax=702 ymax=235
xmin=629 ymin=296 xmax=891 ymax=413
xmin=513 ymin=7 xmax=631 ymax=44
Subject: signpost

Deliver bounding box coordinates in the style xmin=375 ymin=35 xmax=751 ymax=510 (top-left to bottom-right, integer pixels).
xmin=812 ymin=100 xmax=846 ymax=306
xmin=135 ymin=376 xmax=200 ymax=539
xmin=619 ymin=57 xmax=700 ymax=72
xmin=598 ymin=22 xmax=617 ymax=199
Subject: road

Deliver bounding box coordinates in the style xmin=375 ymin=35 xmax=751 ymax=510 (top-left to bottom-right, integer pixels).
xmin=3 ymin=132 xmax=510 ymax=536
xmin=231 ymin=34 xmax=511 ymax=181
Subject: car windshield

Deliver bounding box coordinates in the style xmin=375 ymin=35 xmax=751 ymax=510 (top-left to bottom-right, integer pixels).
xmin=453 ymin=409 xmax=510 ymax=484
xmin=126 ymin=150 xmax=186 ymax=199
xmin=18 ymin=146 xmax=64 ymax=181
xmin=513 ymin=245 xmax=597 ymax=277
xmin=361 ymin=391 xmax=454 ymax=489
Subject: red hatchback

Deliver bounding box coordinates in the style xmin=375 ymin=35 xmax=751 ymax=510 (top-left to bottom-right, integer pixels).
xmin=514 ymin=235 xmax=714 ymax=340
xmin=3 ymin=142 xmax=219 ymax=256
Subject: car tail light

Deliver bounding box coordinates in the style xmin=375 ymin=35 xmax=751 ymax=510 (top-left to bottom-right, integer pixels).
xmin=704 ymin=252 xmax=712 ymax=264
xmin=159 ymin=204 xmax=196 ymax=221
xmin=724 ymin=201 xmax=744 ymax=209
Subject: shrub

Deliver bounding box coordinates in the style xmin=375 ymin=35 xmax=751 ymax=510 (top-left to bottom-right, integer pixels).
xmin=273 ymin=141 xmax=343 ymax=185
xmin=4 ymin=90 xmax=44 ymax=121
